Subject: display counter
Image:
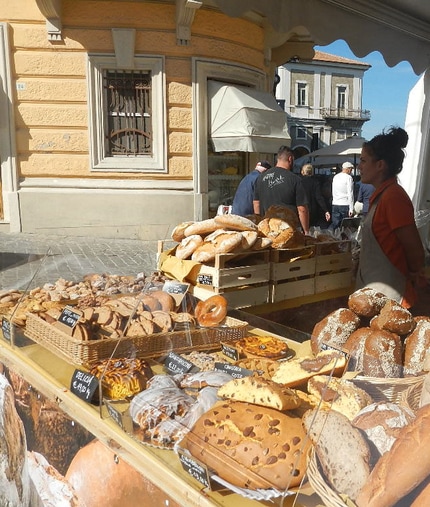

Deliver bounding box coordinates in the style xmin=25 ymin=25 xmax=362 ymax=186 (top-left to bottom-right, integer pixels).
xmin=0 ymin=316 xmax=322 ymax=507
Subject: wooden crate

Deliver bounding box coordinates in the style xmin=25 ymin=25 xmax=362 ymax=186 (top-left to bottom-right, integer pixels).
xmin=190 ymin=283 xmax=270 ymax=309
xmin=315 ymin=271 xmax=353 ymax=293
xmin=314 ymin=240 xmax=352 ymax=294
xmin=270 ymin=277 xmax=315 ymax=302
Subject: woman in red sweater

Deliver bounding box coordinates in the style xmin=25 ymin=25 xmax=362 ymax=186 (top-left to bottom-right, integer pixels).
xmin=356 ymin=126 xmax=425 ymax=308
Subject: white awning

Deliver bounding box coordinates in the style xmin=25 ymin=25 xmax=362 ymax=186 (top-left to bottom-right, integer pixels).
xmin=208 ymin=81 xmax=290 ymax=153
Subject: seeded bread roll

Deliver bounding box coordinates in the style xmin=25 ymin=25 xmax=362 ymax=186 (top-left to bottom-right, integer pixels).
xmin=348 ymin=287 xmax=388 ymax=317
xmin=311 ymin=308 xmax=361 ymax=354
xmin=303 ymin=408 xmax=371 ymax=502
xmin=181 ymin=400 xmax=310 ymax=490
xmin=370 ymin=299 xmax=415 ymax=335
xmin=217 ymin=376 xmax=302 ymax=411
xmin=362 ymin=328 xmax=403 ymax=378
xmin=404 ymin=318 xmax=430 ymax=376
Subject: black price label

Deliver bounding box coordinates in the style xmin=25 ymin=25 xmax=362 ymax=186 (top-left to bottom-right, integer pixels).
xmin=320 ymin=341 xmax=349 ymax=359
xmin=178 ymin=449 xmax=212 ymax=489
xmin=214 ymin=362 xmax=252 ymax=379
xmin=1 ymin=318 xmax=11 ymax=341
xmin=221 ymin=342 xmax=240 ymax=361
xmin=165 ymin=351 xmax=194 ymax=375
xmin=106 ymin=402 xmax=124 ymax=430
xmin=58 ymin=306 xmax=82 ymax=329
xmin=70 ymin=369 xmax=99 ymax=402
xmin=162 ymin=280 xmax=189 ymax=295
xmin=197 ymin=274 xmax=213 ymax=286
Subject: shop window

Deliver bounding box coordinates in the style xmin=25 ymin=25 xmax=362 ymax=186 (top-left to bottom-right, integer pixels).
xmin=88 ymin=55 xmax=166 ymax=172
xmin=296 ymin=126 xmax=307 ymax=139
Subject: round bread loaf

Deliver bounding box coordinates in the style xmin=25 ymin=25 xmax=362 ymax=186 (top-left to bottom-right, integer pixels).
xmin=311 ymin=308 xmax=361 ymax=354
xmin=182 ymin=400 xmax=309 ymax=490
xmin=370 ymin=299 xmax=415 ymax=335
xmin=149 ymin=290 xmax=176 ymax=312
xmin=348 ymin=287 xmax=388 ymax=317
xmin=263 ymin=204 xmax=300 ymax=229
xmin=343 ymin=327 xmax=373 ymax=372
xmin=362 ymin=329 xmax=402 ymax=378
xmin=352 ymin=402 xmax=415 ymax=459
xmin=404 ymin=318 xmax=430 ymax=376
xmin=175 ymin=234 xmax=203 ymax=260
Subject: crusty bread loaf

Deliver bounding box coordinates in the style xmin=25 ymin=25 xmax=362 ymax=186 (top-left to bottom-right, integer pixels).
xmin=356 ymin=404 xmax=430 ymax=507
xmin=370 ymin=299 xmax=415 ymax=335
xmin=411 ymin=477 xmax=430 ymax=507
xmin=419 ymin=371 xmax=430 ymax=408
xmin=171 ymin=220 xmax=194 ymax=242
xmin=303 ymin=408 xmax=371 ymax=502
xmin=271 ymin=350 xmax=346 ymax=388
xmin=311 ymin=308 xmax=361 ymax=354
xmin=307 ymin=375 xmax=373 ymax=420
xmin=404 ymin=318 xmax=430 ymax=376
xmin=362 ymin=329 xmax=402 ymax=378
xmin=352 ymin=402 xmax=414 ymax=459
xmin=343 ymin=327 xmax=373 ymax=372
xmin=217 ymin=376 xmax=301 ymax=411
xmin=348 ymin=287 xmax=388 ymax=317
xmin=214 ymin=213 xmax=258 ymax=232
xmin=183 ymin=218 xmax=223 ymax=237
xmin=181 ymin=400 xmax=310 ymax=490
xmin=263 ymin=204 xmax=300 ymax=229
xmin=175 ymin=234 xmax=203 ymax=260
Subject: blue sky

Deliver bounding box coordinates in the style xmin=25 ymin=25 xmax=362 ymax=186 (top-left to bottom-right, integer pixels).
xmin=315 ymin=40 xmax=422 ymax=141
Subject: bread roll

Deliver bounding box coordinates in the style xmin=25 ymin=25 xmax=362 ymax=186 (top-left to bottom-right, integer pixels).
xmin=181 ymin=400 xmax=310 ymax=490
xmin=348 ymin=287 xmax=388 ymax=317
xmin=303 ymin=408 xmax=371 ymax=502
xmin=356 ymin=405 xmax=430 ymax=507
xmin=217 ymin=376 xmax=301 ymax=411
xmin=370 ymin=299 xmax=415 ymax=335
xmin=362 ymin=329 xmax=402 ymax=378
xmin=404 ymin=319 xmax=430 ymax=376
xmin=311 ymin=308 xmax=361 ymax=354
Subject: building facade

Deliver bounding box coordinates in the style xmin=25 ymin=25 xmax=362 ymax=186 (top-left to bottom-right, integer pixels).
xmin=276 ymin=51 xmax=371 ymax=159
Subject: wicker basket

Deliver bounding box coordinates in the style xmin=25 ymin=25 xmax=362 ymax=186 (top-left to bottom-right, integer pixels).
xmin=306 ymin=450 xmax=353 ymax=507
xmin=351 ymin=374 xmax=424 ymax=404
xmin=24 ymin=313 xmax=248 ymax=367
xmin=400 ymin=379 xmax=424 ymax=413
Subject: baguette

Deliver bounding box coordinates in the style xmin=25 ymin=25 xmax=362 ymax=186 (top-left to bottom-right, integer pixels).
xmin=356 ymin=404 xmax=430 ymax=507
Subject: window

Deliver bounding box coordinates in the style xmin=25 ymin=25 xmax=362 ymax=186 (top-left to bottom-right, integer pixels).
xmin=337 ymin=130 xmax=347 ymax=141
xmin=297 ymin=82 xmax=307 ymax=106
xmin=337 ymin=85 xmax=347 ymax=110
xmin=88 ymin=55 xmax=166 ymax=172
xmin=296 ymin=126 xmax=307 ymax=139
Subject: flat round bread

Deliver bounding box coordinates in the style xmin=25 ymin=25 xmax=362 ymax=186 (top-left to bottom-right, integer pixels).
xmin=234 ymin=335 xmax=290 ymax=359
xmin=214 ymin=214 xmax=258 ymax=232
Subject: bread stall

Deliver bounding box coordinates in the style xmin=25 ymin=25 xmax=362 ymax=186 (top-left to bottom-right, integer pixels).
xmin=1 ymin=240 xmax=430 ymax=507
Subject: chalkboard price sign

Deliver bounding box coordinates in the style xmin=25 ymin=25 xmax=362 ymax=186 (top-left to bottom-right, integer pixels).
xmin=58 ymin=306 xmax=82 ymax=330
xmin=221 ymin=342 xmax=240 ymax=362
xmin=214 ymin=362 xmax=252 ymax=379
xmin=178 ymin=449 xmax=212 ymax=489
xmin=106 ymin=402 xmax=123 ymax=429
xmin=70 ymin=369 xmax=99 ymax=402
xmin=165 ymin=351 xmax=194 ymax=375
xmin=162 ymin=280 xmax=190 ymax=295
xmin=197 ymin=274 xmax=213 ymax=286
xmin=1 ymin=318 xmax=11 ymax=341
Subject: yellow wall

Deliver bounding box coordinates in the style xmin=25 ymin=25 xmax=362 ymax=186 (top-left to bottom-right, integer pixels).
xmin=3 ymin=0 xmax=267 ymax=181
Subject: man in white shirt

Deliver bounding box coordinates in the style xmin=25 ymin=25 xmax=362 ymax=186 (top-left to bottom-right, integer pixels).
xmin=330 ymin=161 xmax=354 ymax=229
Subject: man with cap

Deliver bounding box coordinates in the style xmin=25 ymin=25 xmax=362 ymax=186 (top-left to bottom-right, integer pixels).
xmin=231 ymin=160 xmax=271 ymax=216
xmin=330 ymin=161 xmax=354 ymax=230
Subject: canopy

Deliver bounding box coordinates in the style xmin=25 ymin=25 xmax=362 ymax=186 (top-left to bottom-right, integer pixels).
xmin=208 ymin=81 xmax=290 ymax=153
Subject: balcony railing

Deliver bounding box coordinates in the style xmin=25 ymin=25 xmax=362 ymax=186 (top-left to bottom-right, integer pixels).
xmin=321 ymin=107 xmax=371 ymax=121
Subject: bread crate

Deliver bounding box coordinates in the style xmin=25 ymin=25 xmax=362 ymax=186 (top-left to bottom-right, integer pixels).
xmin=190 ymin=283 xmax=270 ymax=309
xmin=314 ymin=240 xmax=353 ymax=293
xmin=269 ymin=246 xmax=316 ymax=303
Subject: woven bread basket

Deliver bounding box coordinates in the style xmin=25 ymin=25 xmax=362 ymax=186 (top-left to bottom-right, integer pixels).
xmin=351 ymin=374 xmax=424 ymax=404
xmin=400 ymin=378 xmax=425 ymax=413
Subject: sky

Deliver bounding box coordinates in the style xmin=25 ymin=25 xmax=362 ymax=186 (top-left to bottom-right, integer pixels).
xmin=315 ymin=40 xmax=422 ymax=141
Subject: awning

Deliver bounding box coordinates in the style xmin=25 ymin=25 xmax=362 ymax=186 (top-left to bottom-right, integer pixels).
xmin=208 ymin=80 xmax=290 ymax=153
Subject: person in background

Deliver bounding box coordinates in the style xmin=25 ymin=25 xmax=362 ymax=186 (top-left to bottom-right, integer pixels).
xmin=330 ymin=161 xmax=354 ymax=229
xmin=231 ymin=160 xmax=271 ymax=216
xmin=356 ymin=126 xmax=425 ymax=308
xmin=356 ymin=181 xmax=375 ymax=216
xmin=300 ymin=163 xmax=330 ymax=228
xmin=253 ymin=145 xmax=309 ymax=234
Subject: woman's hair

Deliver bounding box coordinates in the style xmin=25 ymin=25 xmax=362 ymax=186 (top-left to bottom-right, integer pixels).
xmin=362 ymin=126 xmax=408 ymax=177
xmin=301 ymin=163 xmax=313 ymax=176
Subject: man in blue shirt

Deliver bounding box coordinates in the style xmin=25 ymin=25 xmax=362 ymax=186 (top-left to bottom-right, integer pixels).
xmin=231 ymin=160 xmax=271 ymax=216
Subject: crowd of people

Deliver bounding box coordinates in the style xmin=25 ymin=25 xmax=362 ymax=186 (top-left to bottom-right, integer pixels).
xmin=230 ymin=126 xmax=426 ymax=309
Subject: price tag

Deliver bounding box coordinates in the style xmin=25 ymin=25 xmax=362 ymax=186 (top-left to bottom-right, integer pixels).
xmin=197 ymin=274 xmax=213 ymax=286
xmin=178 ymin=449 xmax=212 ymax=489
xmin=1 ymin=318 xmax=11 ymax=341
xmin=165 ymin=351 xmax=194 ymax=375
xmin=214 ymin=362 xmax=252 ymax=379
xmin=58 ymin=306 xmax=82 ymax=330
xmin=106 ymin=402 xmax=123 ymax=428
xmin=221 ymin=342 xmax=240 ymax=361
xmin=70 ymin=369 xmax=99 ymax=402
xmin=162 ymin=280 xmax=190 ymax=306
